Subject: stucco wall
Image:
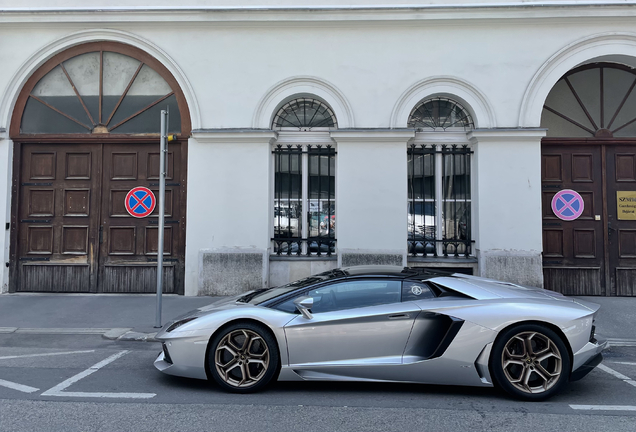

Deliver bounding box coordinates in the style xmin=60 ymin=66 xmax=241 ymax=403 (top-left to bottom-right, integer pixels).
xmin=1 ymin=4 xmax=636 ymax=293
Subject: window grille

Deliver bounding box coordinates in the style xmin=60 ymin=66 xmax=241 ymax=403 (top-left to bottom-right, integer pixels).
xmin=408 ymin=144 xmax=473 ymax=257
xmin=272 ymin=98 xmax=337 ymax=130
xmin=273 ymin=145 xmax=336 ymax=256
xmin=408 ymin=97 xmax=474 ymax=131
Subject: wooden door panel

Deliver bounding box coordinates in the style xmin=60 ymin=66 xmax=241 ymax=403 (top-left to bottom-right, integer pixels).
xmin=28 ymin=188 xmax=55 ymax=216
xmin=17 ymin=144 xmax=100 ymax=292
xmin=543 ymin=267 xmax=603 ymax=296
xmin=607 ymin=145 xmax=636 ymax=296
xmin=571 ymin=153 xmax=595 ymax=182
xmin=541 ymin=144 xmax=605 ymax=295
xmin=615 ymin=154 xmax=636 ymax=181
xmin=101 ymin=265 xmax=174 ymax=293
xmin=99 ymin=143 xmax=182 ymax=293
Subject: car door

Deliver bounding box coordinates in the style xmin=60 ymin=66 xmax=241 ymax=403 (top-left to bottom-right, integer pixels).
xmin=282 ymin=278 xmax=421 ymax=368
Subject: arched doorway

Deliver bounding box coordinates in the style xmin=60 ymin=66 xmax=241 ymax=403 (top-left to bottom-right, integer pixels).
xmin=541 ymin=62 xmax=636 ymax=296
xmin=9 ymin=42 xmax=190 ymax=293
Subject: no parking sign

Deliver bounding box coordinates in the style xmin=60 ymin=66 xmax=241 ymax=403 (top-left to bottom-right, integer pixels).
xmin=125 ymin=187 xmax=156 ymax=218
xmin=551 ymin=189 xmax=584 ymax=221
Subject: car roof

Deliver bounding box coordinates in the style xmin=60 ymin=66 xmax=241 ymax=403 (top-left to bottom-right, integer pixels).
xmin=333 ymin=265 xmax=454 ymax=280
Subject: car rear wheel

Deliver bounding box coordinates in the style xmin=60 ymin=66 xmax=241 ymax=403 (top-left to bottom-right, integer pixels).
xmin=208 ymin=322 xmax=279 ymax=393
xmin=491 ymin=323 xmax=571 ymax=401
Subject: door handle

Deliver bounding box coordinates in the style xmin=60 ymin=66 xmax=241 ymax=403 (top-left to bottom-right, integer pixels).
xmin=388 ymin=313 xmax=410 ymax=320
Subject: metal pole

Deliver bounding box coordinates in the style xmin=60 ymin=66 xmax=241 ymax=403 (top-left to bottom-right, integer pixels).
xmin=155 ymin=109 xmax=168 ymax=328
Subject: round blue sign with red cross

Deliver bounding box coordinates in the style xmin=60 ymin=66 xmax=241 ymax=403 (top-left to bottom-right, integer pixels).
xmin=125 ymin=187 xmax=156 ymax=218
xmin=551 ymin=189 xmax=584 ymax=221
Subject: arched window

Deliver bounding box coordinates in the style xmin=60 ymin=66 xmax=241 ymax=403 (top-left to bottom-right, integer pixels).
xmin=407 ymin=97 xmax=473 ymax=258
xmin=271 ymin=97 xmax=337 ymax=256
xmin=272 ymin=98 xmax=337 ymax=130
xmin=12 ymin=42 xmax=189 ymax=136
xmin=542 ymin=63 xmax=636 ymax=138
xmin=408 ymin=97 xmax=474 ymax=131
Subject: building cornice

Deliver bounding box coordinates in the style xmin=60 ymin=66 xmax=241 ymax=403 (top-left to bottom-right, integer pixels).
xmin=468 ymin=128 xmax=547 ymax=143
xmin=2 ymin=3 xmax=636 ymax=23
xmin=331 ymin=129 xmax=415 ymax=143
xmin=192 ymin=129 xmax=277 ymax=144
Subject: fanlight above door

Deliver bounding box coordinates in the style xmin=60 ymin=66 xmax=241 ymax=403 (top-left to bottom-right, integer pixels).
xmin=20 ymin=50 xmax=182 ymax=135
xmin=542 ymin=63 xmax=636 ymax=138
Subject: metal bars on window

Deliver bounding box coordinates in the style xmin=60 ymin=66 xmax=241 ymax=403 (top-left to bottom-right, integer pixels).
xmin=408 ymin=144 xmax=473 ymax=257
xmin=273 ymin=145 xmax=336 ymax=256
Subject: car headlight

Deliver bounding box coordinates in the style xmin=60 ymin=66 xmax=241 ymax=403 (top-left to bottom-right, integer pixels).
xmin=166 ymin=317 xmax=198 ymax=332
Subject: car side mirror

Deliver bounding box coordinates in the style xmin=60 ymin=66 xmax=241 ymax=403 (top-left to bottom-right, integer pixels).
xmin=293 ymin=296 xmax=314 ymax=320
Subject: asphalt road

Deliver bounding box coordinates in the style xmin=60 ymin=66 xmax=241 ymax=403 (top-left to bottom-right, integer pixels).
xmin=1 ymin=334 xmax=635 ymax=432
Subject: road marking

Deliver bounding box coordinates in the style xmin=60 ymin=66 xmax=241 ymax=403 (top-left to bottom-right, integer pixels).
xmin=611 ymin=361 xmax=636 ymax=366
xmin=0 ymin=350 xmax=95 ymax=361
xmin=570 ymin=405 xmax=636 ymax=411
xmin=598 ymin=364 xmax=636 ymax=388
xmin=15 ymin=328 xmax=111 ymax=335
xmin=41 ymin=350 xmax=156 ymax=399
xmin=0 ymin=378 xmax=39 ymax=393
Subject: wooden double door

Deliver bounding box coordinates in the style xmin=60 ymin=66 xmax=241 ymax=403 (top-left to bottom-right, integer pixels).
xmin=12 ymin=142 xmax=185 ymax=293
xmin=542 ymin=142 xmax=636 ymax=296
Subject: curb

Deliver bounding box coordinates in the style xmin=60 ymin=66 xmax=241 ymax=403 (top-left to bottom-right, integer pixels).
xmin=116 ymin=331 xmax=158 ymax=342
xmin=606 ymin=338 xmax=636 ymax=347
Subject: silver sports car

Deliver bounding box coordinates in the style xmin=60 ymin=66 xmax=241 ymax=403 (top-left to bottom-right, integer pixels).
xmin=154 ymin=266 xmax=606 ymax=400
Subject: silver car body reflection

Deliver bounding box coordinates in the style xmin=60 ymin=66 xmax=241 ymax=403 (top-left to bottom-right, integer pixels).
xmin=154 ymin=266 xmax=606 ymax=388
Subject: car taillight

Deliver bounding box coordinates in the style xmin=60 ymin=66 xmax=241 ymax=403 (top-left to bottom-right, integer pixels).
xmin=590 ymin=323 xmax=596 ymax=343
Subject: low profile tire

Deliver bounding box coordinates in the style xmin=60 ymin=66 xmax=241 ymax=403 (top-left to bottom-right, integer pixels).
xmin=490 ymin=323 xmax=571 ymax=401
xmin=208 ymin=322 xmax=280 ymax=393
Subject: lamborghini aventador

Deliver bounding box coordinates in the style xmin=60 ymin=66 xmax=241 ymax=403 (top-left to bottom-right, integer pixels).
xmin=154 ymin=266 xmax=606 ymax=400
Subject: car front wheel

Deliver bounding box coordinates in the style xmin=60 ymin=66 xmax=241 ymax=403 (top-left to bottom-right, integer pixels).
xmin=208 ymin=322 xmax=279 ymax=393
xmin=491 ymin=324 xmax=571 ymax=401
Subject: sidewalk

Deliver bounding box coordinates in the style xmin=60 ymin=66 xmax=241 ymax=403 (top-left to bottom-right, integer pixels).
xmin=0 ymin=293 xmax=634 ymax=343
xmin=0 ymin=293 xmax=217 ymax=340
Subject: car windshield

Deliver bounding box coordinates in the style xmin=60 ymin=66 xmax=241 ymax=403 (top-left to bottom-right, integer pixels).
xmin=237 ymin=270 xmax=345 ymax=305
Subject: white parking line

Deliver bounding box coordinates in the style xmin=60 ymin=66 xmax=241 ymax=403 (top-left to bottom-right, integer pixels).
xmin=0 ymin=378 xmax=39 ymax=393
xmin=610 ymin=361 xmax=636 ymax=366
xmin=570 ymin=405 xmax=636 ymax=411
xmin=41 ymin=350 xmax=156 ymax=399
xmin=0 ymin=350 xmax=95 ymax=360
xmin=598 ymin=364 xmax=636 ymax=388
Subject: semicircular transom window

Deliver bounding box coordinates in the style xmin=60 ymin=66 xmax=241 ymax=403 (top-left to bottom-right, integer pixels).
xmin=272 ymin=98 xmax=337 ymax=130
xmin=21 ymin=51 xmax=181 ymax=134
xmin=542 ymin=63 xmax=636 ymax=138
xmin=408 ymin=97 xmax=474 ymax=131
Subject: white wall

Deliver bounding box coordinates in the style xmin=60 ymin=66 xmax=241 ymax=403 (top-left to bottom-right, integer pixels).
xmin=470 ymin=129 xmax=546 ymax=286
xmin=0 ymin=1 xmax=615 ymax=8
xmin=333 ymin=131 xmax=413 ymax=260
xmin=184 ymin=132 xmax=274 ymax=295
xmin=1 ymin=4 xmax=636 ymax=292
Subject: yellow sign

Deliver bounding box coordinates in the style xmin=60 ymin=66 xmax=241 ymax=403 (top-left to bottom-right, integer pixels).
xmin=617 ymin=191 xmax=636 ymax=220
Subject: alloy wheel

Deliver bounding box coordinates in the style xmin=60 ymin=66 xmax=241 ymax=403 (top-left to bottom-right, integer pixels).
xmin=501 ymin=331 xmax=563 ymax=394
xmin=214 ymin=329 xmax=270 ymax=388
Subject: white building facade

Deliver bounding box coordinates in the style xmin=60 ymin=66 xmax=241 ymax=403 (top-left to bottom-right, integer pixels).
xmin=1 ymin=1 xmax=635 ymax=296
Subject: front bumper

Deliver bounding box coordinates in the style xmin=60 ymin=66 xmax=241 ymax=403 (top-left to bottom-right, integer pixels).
xmin=153 ymin=336 xmax=209 ymax=380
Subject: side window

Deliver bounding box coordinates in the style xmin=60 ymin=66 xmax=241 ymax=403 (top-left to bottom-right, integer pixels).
xmin=309 ymin=280 xmax=401 ymax=313
xmin=402 ymin=281 xmax=435 ymax=302
xmin=274 ymin=279 xmax=402 ymax=314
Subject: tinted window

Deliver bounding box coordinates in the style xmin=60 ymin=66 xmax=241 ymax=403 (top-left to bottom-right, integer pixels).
xmin=275 ymin=279 xmax=401 ymax=314
xmin=402 ymin=281 xmax=435 ymax=302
